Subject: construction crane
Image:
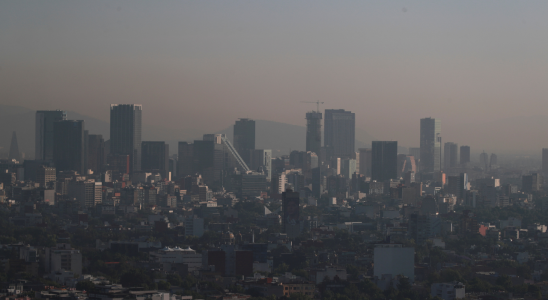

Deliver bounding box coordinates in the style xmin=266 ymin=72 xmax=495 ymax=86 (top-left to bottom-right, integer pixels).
xmin=300 ymin=101 xmax=324 ymax=113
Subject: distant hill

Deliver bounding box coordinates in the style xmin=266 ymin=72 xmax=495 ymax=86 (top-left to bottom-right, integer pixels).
xmin=0 ymin=104 xmax=376 ymax=158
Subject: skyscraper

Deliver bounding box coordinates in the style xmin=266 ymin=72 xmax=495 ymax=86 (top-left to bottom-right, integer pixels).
xmin=324 ymin=109 xmax=355 ymax=160
xmin=87 ymin=134 xmax=105 ymax=174
xmin=233 ymin=118 xmax=255 ymax=164
xmin=53 ymin=120 xmax=85 ymax=174
xmin=177 ymin=142 xmax=194 ymax=179
xmin=9 ymin=131 xmax=20 ymax=161
xmin=444 ymin=142 xmax=458 ymax=170
xmin=358 ymin=148 xmax=372 ymax=177
xmin=371 ymin=141 xmax=398 ymax=182
xmin=460 ymin=146 xmax=470 ymax=166
xmin=542 ymin=148 xmax=548 ymax=174
xmin=420 ymin=118 xmax=441 ymax=173
xmin=305 ymin=112 xmax=322 ymax=155
xmin=110 ymin=104 xmax=142 ymax=172
xmin=141 ymin=141 xmax=169 ymax=178
xmin=35 ymin=110 xmax=66 ymax=161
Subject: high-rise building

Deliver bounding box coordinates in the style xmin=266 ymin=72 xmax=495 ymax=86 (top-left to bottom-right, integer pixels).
xmin=233 ymin=118 xmax=255 ymax=164
xmin=87 ymin=134 xmax=104 ymax=174
xmin=489 ymin=153 xmax=497 ymax=168
xmin=37 ymin=166 xmax=56 ymax=187
xmin=110 ymin=104 xmax=142 ymax=172
xmin=460 ymin=146 xmax=470 ymax=166
xmin=53 ymin=120 xmax=85 ymax=174
xmin=479 ymin=152 xmax=488 ymax=170
xmin=282 ymin=189 xmax=301 ymax=238
xmin=324 ymin=109 xmax=355 ymax=160
xmin=358 ymin=148 xmax=372 ymax=177
xmin=371 ymin=141 xmax=398 ymax=182
xmin=522 ymin=173 xmax=542 ymax=193
xmin=409 ymin=147 xmax=421 ymax=161
xmin=35 ymin=110 xmax=66 ymax=162
xmin=444 ymin=142 xmax=458 ymax=171
xmin=250 ymin=149 xmax=272 ymax=181
xmin=141 ymin=141 xmax=169 ymax=178
xmin=543 ymin=148 xmax=548 ymax=174
xmin=68 ymin=178 xmax=102 ymax=208
xmin=420 ymin=118 xmax=441 ymax=173
xmin=9 ymin=131 xmax=20 ymax=161
xmin=340 ymin=158 xmax=357 ymax=179
xmin=306 ymin=112 xmax=322 ymax=155
xmin=177 ymin=142 xmax=194 ymax=179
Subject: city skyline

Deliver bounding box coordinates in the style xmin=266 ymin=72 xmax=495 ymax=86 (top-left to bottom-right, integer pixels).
xmin=3 ymin=2 xmax=548 ymax=155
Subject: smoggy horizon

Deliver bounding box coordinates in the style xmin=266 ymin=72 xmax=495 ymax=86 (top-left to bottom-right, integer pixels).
xmin=2 ymin=1 xmax=548 ymax=156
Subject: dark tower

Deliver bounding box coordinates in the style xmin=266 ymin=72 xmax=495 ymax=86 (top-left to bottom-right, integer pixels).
xmin=8 ymin=131 xmax=20 ymax=161
xmin=233 ymin=118 xmax=255 ymax=164
xmin=53 ymin=120 xmax=85 ymax=174
xmin=306 ymin=112 xmax=322 ymax=155
xmin=460 ymin=145 xmax=471 ymax=166
xmin=371 ymin=141 xmax=398 ymax=182
xmin=324 ymin=109 xmax=355 ymax=160
xmin=35 ymin=110 xmax=66 ymax=161
xmin=110 ymin=104 xmax=142 ymax=172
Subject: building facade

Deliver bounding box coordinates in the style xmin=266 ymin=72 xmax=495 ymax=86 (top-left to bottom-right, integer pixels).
xmin=36 ymin=110 xmax=67 ymax=162
xmin=53 ymin=120 xmax=85 ymax=174
xmin=324 ymin=109 xmax=355 ymax=160
xmin=371 ymin=141 xmax=398 ymax=182
xmin=233 ymin=118 xmax=255 ymax=164
xmin=420 ymin=118 xmax=441 ymax=173
xmin=305 ymin=112 xmax=322 ymax=155
xmin=110 ymin=104 xmax=142 ymax=172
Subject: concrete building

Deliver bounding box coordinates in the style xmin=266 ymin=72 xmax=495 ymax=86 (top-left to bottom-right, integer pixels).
xmin=340 ymin=158 xmax=356 ymax=179
xmin=250 ymin=149 xmax=272 ymax=181
xmin=151 ymin=246 xmax=202 ymax=271
xmin=420 ymin=118 xmax=441 ymax=173
xmin=141 ymin=141 xmax=169 ymax=179
xmin=184 ymin=216 xmax=204 ymax=237
xmin=68 ymin=179 xmax=102 ymax=208
xmin=306 ymin=112 xmax=322 ymax=156
xmin=324 ymin=109 xmax=355 ymax=160
xmin=522 ymin=173 xmax=542 ymax=193
xmin=177 ymin=142 xmax=194 ymax=179
xmin=444 ymin=142 xmax=458 ymax=171
xmin=460 ymin=146 xmax=470 ymax=166
xmin=431 ymin=282 xmax=465 ymax=300
xmin=36 ymin=110 xmax=67 ymax=162
xmin=374 ymin=244 xmax=414 ymax=282
xmin=110 ymin=104 xmax=142 ymax=172
xmin=358 ymin=148 xmax=372 ymax=177
xmin=233 ymin=118 xmax=255 ymax=164
xmin=45 ymin=244 xmax=82 ymax=276
xmin=37 ymin=166 xmax=56 ymax=187
xmin=371 ymin=141 xmax=398 ymax=182
xmin=87 ymin=134 xmax=105 ymax=174
xmin=53 ymin=120 xmax=85 ymax=174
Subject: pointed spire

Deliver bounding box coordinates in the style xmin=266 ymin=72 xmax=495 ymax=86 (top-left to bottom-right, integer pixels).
xmin=9 ymin=131 xmax=20 ymax=161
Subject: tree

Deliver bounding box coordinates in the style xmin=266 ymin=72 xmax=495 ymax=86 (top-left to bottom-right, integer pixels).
xmin=157 ymin=281 xmax=171 ymax=291
xmin=76 ymin=280 xmax=95 ymax=292
xmin=120 ymin=269 xmax=151 ymax=288
xmin=166 ymin=273 xmax=183 ymax=286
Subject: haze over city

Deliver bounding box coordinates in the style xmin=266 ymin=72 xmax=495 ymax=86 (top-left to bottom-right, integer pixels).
xmin=2 ymin=1 xmax=548 ymax=157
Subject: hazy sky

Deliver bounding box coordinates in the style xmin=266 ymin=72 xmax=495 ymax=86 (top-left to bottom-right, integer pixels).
xmin=2 ymin=1 xmax=548 ymax=155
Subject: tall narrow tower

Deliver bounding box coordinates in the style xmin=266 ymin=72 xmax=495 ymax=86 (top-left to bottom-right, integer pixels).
xmin=305 ymin=112 xmax=322 ymax=155
xmin=233 ymin=118 xmax=255 ymax=164
xmin=324 ymin=109 xmax=355 ymax=160
xmin=420 ymin=118 xmax=441 ymax=173
xmin=9 ymin=131 xmax=20 ymax=161
xmin=110 ymin=104 xmax=142 ymax=172
xmin=35 ymin=110 xmax=66 ymax=161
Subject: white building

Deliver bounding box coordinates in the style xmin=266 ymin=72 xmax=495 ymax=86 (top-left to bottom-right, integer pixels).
xmin=374 ymin=244 xmax=414 ymax=282
xmin=151 ymin=246 xmax=202 ymax=271
xmin=184 ymin=216 xmax=204 ymax=237
xmin=431 ymin=282 xmax=465 ymax=300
